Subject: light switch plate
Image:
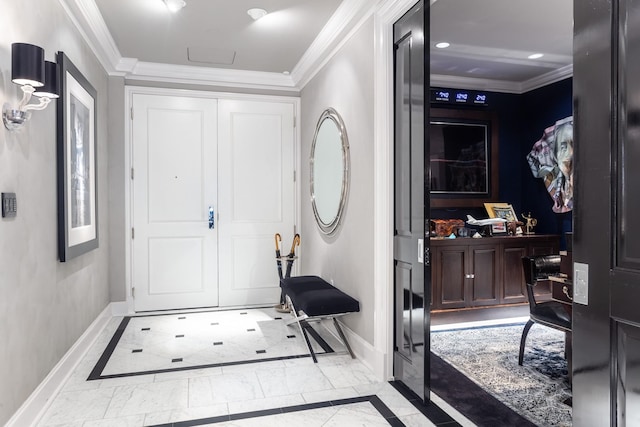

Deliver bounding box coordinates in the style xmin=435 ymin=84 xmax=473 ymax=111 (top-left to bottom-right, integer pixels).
xmin=573 ymin=262 xmax=589 ymax=305
xmin=1 ymin=192 xmax=17 ymax=218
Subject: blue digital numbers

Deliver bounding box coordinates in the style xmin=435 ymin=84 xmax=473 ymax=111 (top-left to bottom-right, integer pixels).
xmin=431 ymin=88 xmax=488 ymax=106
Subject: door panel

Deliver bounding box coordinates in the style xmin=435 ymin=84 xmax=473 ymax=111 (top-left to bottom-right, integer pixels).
xmin=503 ymin=245 xmax=527 ymax=303
xmin=574 ymin=0 xmax=640 ymax=423
xmin=470 ymin=246 xmax=498 ymax=306
xmin=439 ymin=247 xmax=466 ymax=309
xmin=132 ymin=94 xmax=218 ymax=311
xmin=393 ymin=0 xmax=429 ymax=402
xmin=217 ymin=99 xmax=295 ymax=307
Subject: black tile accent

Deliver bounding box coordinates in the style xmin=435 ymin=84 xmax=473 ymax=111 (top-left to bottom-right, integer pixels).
xmin=247 ymin=328 xmax=256 ymax=332
xmin=149 ymin=395 xmax=406 ymax=427
xmin=141 ymin=327 xmax=151 ymax=331
xmin=240 ymin=312 xmax=248 ymax=315
xmin=287 ymin=335 xmax=296 ymax=339
xmin=390 ymin=380 xmax=460 ymax=426
xmin=172 ymin=358 xmax=183 ymax=363
xmin=211 ymin=322 xmax=219 ymax=326
xmin=274 ymin=317 xmax=282 ymax=320
xmin=178 ymin=316 xmax=186 ymax=320
xmin=87 ymin=317 xmax=131 ymax=381
xmin=228 ymin=407 xmax=282 ymax=420
xmin=256 ymin=350 xmax=266 ymax=354
xmin=87 ymin=307 xmax=334 ymax=380
xmin=132 ymin=349 xmax=143 ymax=353
xmin=176 ymin=334 xmax=185 ymax=338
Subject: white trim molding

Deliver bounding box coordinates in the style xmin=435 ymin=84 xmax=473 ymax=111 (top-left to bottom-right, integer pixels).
xmin=6 ymin=304 xmax=115 ymax=427
xmin=58 ymin=0 xmax=374 ymax=92
xmin=372 ymin=0 xmax=420 ymax=382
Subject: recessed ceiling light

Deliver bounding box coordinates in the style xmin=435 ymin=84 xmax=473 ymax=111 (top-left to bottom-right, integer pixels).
xmin=247 ymin=8 xmax=268 ymax=20
xmin=528 ymin=53 xmax=544 ymax=59
xmin=435 ymin=42 xmax=450 ymax=49
xmin=283 ymin=71 xmax=290 ymax=75
xmin=162 ymin=0 xmax=186 ymax=12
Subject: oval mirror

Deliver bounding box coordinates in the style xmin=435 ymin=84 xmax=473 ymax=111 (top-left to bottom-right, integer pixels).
xmin=310 ymin=108 xmax=350 ymax=235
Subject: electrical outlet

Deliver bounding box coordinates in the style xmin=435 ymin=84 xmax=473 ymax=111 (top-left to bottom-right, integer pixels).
xmin=573 ymin=262 xmax=589 ymax=305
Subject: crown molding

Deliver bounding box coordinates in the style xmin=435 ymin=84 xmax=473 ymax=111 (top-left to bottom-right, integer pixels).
xmin=432 ymin=63 xmax=573 ymax=95
xmin=520 ymin=63 xmax=573 ymax=93
xmin=290 ymin=0 xmax=378 ymax=88
xmin=57 ymin=0 xmax=345 ymax=91
xmin=59 ymin=0 xmax=573 ymax=94
xmin=57 ymin=0 xmax=121 ymax=74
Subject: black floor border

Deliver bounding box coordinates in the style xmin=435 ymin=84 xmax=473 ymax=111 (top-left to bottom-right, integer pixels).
xmin=147 ymin=395 xmax=406 ymax=427
xmin=429 ymin=351 xmax=538 ymax=427
xmin=389 ymin=380 xmax=461 ymax=426
xmin=431 ymin=321 xmax=526 ymax=333
xmin=87 ymin=309 xmax=334 ymax=380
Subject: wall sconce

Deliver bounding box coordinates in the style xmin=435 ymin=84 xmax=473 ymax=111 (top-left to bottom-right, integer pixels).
xmin=3 ymin=43 xmax=59 ymax=131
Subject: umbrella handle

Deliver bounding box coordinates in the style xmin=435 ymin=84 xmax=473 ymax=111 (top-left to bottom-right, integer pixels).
xmin=275 ymin=233 xmax=282 ymax=251
xmin=289 ymin=233 xmax=301 ymax=254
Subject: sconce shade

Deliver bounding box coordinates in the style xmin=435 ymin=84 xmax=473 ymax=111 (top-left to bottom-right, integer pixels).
xmin=11 ymin=43 xmax=45 ymax=87
xmin=33 ymin=61 xmax=59 ymax=98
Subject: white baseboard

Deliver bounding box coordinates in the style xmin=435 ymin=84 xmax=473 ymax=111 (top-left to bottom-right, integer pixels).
xmin=334 ymin=319 xmax=390 ymax=381
xmin=6 ymin=304 xmax=114 ymax=427
xmin=110 ymin=301 xmax=130 ymax=316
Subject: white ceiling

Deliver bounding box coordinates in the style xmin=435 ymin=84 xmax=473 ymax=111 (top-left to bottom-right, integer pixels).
xmin=93 ymin=0 xmax=343 ymax=74
xmin=78 ymin=0 xmax=573 ymax=93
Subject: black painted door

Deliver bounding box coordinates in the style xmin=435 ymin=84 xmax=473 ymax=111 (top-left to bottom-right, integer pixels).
xmin=393 ymin=0 xmax=430 ymax=401
xmin=574 ymin=0 xmax=640 ymax=424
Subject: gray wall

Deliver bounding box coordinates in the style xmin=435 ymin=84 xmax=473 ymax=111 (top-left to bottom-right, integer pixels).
xmin=300 ymin=18 xmax=375 ymax=344
xmin=0 ymin=2 xmax=111 ymax=423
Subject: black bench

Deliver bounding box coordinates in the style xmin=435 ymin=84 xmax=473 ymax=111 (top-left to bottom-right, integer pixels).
xmin=280 ymin=275 xmax=360 ymax=362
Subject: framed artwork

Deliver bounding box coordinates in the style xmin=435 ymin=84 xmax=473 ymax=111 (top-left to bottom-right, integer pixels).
xmin=56 ymin=52 xmax=98 ymax=262
xmin=484 ymin=203 xmax=522 ymax=234
xmin=484 ymin=202 xmax=518 ymax=222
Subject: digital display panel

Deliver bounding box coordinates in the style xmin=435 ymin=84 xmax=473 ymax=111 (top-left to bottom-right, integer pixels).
xmin=431 ymin=88 xmax=489 ymax=106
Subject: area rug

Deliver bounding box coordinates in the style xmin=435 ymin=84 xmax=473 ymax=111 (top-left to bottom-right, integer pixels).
xmin=431 ymin=323 xmax=572 ymax=427
xmin=88 ymin=307 xmax=340 ymax=380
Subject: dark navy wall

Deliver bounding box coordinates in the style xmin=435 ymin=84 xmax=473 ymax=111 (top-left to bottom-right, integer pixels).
xmin=431 ymin=78 xmax=573 ymax=243
xmin=520 ymin=78 xmax=573 ymax=240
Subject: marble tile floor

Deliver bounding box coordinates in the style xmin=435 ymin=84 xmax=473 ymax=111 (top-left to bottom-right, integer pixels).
xmin=36 ymin=307 xmax=476 ymax=427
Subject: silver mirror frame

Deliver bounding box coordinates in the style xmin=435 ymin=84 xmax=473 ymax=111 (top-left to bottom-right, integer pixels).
xmin=310 ymin=108 xmax=350 ymax=235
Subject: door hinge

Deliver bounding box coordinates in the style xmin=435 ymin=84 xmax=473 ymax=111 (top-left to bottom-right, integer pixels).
xmin=293 ymin=113 xmax=297 ymax=128
xmin=293 ymin=170 xmax=296 ymax=182
xmin=425 ymin=247 xmax=431 ymax=267
xmin=131 ymin=227 xmax=134 ymax=239
xmin=131 ymin=287 xmax=135 ymax=298
xmin=130 ymin=167 xmax=134 ymax=180
xmin=294 ymin=224 xmax=297 ymax=234
xmin=130 ymin=107 xmax=134 ymax=120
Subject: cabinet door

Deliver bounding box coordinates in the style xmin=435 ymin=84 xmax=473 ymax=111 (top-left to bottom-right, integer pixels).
xmin=502 ymin=243 xmax=528 ymax=304
xmin=435 ymin=245 xmax=467 ymax=309
xmin=469 ymin=244 xmax=500 ymax=306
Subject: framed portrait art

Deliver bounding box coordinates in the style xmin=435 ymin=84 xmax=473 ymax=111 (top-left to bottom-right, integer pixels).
xmin=56 ymin=52 xmax=98 ymax=262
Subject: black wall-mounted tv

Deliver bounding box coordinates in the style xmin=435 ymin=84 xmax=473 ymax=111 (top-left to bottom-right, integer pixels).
xmin=429 ymin=108 xmax=499 ymax=208
xmin=430 ymin=119 xmax=489 ymax=195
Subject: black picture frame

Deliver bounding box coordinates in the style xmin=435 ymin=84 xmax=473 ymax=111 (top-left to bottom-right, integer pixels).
xmin=56 ymin=52 xmax=98 ymax=262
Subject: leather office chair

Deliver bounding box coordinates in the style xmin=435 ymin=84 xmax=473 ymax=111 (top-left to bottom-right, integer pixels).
xmin=519 ymin=255 xmax=571 ymax=365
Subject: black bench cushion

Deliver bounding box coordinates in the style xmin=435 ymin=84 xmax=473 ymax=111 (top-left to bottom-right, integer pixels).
xmin=280 ymin=275 xmax=360 ymax=317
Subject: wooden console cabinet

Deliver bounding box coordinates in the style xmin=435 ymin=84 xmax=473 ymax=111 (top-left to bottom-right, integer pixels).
xmin=430 ymin=234 xmax=560 ymax=311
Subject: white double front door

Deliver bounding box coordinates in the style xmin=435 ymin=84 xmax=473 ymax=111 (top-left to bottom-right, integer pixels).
xmin=131 ymin=92 xmax=296 ymax=311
